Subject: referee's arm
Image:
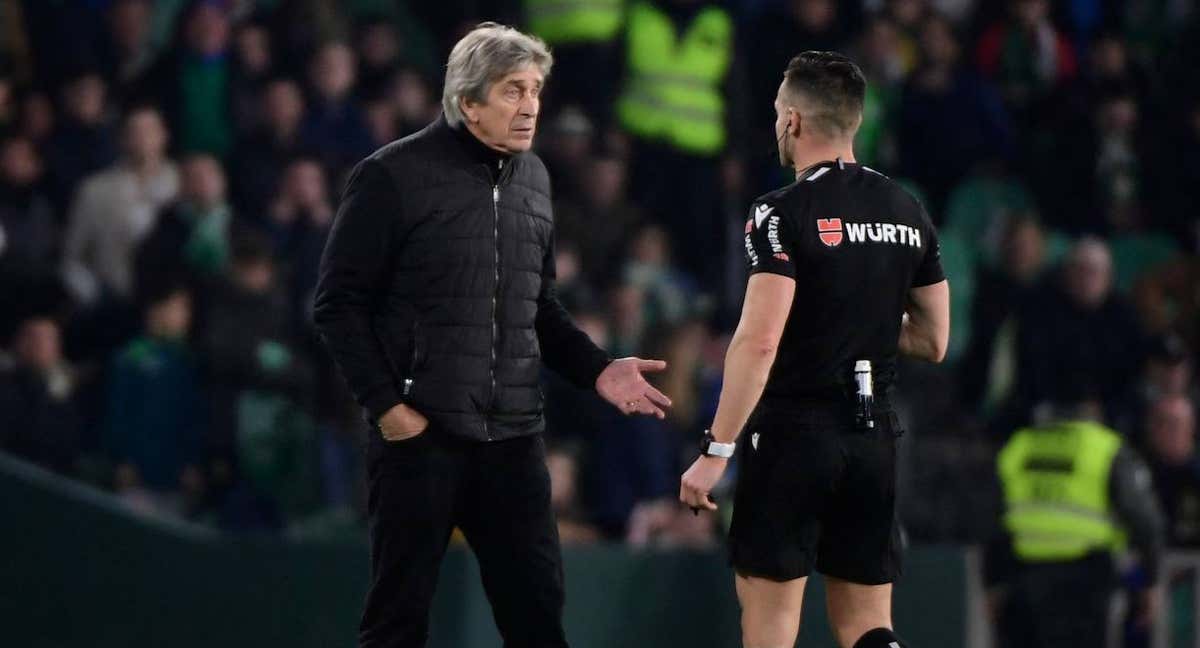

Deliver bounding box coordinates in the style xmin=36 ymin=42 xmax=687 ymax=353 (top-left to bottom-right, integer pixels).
xmin=707 ymin=273 xmax=795 ymax=446
xmin=899 ymin=280 xmax=950 ymax=363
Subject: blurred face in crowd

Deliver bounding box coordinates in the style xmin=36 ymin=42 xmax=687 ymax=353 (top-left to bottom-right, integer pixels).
xmin=282 ymin=159 xmax=327 ymax=209
xmin=1003 ymin=217 xmax=1045 ymax=282
xmin=391 ymin=70 xmax=433 ymax=122
xmin=575 ymin=312 xmax=609 ymax=348
xmin=180 ymin=155 xmax=227 ymax=210
xmin=920 ymin=17 xmax=959 ymax=69
xmin=21 ymin=92 xmax=54 ymax=141
xmin=233 ymin=257 xmax=274 ymax=294
xmin=109 ymin=0 xmax=150 ymax=54
xmin=14 ymin=318 xmax=61 ymax=372
xmin=461 ymin=64 xmax=543 ymax=154
xmin=364 ymin=99 xmax=398 ymax=144
xmin=123 ymin=108 xmax=168 ymax=164
xmin=1063 ymin=239 xmax=1112 ymax=309
xmin=1097 ymin=96 xmax=1138 ymax=136
xmin=887 ymin=0 xmax=926 ymax=28
xmin=146 ymin=290 xmax=192 ymax=339
xmin=1147 ymin=395 xmax=1196 ymax=466
xmin=1012 ymin=0 xmax=1048 ymax=28
xmin=185 ymin=3 xmax=230 ymax=57
xmin=1092 ymin=36 xmax=1127 ymax=78
xmin=311 ymin=43 xmax=357 ymax=102
xmin=1 ymin=137 xmax=42 ymax=186
xmin=263 ymin=80 xmax=305 ymax=135
xmin=360 ymin=22 xmax=400 ymax=69
xmin=862 ymin=18 xmax=902 ymax=74
xmin=793 ymin=0 xmax=835 ymax=32
xmin=1147 ymin=357 xmax=1192 ymax=396
xmin=583 ymin=157 xmax=626 ymax=208
xmin=62 ymin=74 xmax=106 ymax=124
xmin=631 ymin=224 xmax=671 ymax=267
xmin=235 ymin=24 xmax=272 ymax=75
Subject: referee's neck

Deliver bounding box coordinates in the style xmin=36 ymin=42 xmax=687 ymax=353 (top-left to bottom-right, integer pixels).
xmin=792 ymin=145 xmax=856 ymax=179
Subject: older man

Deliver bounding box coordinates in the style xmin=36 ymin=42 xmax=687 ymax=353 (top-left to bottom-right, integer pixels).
xmin=313 ymin=23 xmax=671 ymax=648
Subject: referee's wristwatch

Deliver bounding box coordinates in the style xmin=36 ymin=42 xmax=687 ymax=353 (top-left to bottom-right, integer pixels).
xmin=700 ymin=430 xmax=736 ymax=458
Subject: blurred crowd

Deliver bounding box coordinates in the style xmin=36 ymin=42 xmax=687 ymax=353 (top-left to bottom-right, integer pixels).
xmin=0 ymin=0 xmax=1199 ymax=554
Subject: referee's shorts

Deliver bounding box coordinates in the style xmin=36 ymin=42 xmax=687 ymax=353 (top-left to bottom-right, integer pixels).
xmin=728 ymin=399 xmax=903 ymax=585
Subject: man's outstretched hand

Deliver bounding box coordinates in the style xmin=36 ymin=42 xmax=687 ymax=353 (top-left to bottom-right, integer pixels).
xmin=595 ymin=357 xmax=673 ymax=418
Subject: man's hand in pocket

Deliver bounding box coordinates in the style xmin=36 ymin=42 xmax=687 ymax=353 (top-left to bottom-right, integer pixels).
xmin=378 ymin=403 xmax=429 ymax=441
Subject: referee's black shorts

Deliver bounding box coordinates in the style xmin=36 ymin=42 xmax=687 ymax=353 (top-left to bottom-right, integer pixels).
xmin=728 ymin=399 xmax=903 ymax=585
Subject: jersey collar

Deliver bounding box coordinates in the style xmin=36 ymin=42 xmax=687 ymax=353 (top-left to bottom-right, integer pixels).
xmin=796 ymin=157 xmax=857 ymax=181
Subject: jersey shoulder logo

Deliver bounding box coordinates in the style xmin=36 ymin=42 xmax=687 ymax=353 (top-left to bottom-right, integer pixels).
xmin=817 ymin=218 xmax=843 ymax=247
xmin=753 ymin=203 xmax=774 ymax=229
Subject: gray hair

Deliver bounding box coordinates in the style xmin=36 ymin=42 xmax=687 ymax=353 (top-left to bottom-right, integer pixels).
xmin=442 ymin=22 xmax=553 ymax=127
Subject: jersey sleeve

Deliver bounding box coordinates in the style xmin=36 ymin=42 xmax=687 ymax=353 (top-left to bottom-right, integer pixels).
xmin=743 ymin=200 xmax=797 ymax=279
xmin=912 ymin=207 xmax=945 ymax=287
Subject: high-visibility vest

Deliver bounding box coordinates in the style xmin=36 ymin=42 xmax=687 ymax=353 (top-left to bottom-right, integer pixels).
xmin=525 ymin=0 xmax=624 ymax=45
xmin=615 ymin=2 xmax=731 ymax=156
xmin=998 ymin=421 xmax=1127 ymax=562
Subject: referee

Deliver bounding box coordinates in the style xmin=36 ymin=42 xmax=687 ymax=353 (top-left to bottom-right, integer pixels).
xmin=679 ymin=52 xmax=950 ymax=648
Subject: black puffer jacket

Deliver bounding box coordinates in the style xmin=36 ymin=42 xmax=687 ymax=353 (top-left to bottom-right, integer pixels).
xmin=313 ymin=116 xmax=610 ymax=441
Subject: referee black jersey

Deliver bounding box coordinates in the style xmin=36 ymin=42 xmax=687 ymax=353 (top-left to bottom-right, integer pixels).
xmin=743 ymin=159 xmax=945 ymax=402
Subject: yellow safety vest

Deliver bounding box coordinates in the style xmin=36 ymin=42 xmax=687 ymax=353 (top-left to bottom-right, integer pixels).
xmin=615 ymin=2 xmax=731 ymax=156
xmin=997 ymin=421 xmax=1126 ymax=562
xmin=525 ymin=0 xmax=624 ymax=45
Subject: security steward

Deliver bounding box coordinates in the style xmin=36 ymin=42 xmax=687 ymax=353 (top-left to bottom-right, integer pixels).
xmin=679 ymin=51 xmax=950 ymax=648
xmin=314 ymin=23 xmax=671 ymax=648
xmin=985 ymin=399 xmax=1165 ymax=648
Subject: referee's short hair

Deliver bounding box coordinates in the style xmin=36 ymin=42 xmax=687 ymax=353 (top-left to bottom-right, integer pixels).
xmin=782 ymin=51 xmax=867 ymax=140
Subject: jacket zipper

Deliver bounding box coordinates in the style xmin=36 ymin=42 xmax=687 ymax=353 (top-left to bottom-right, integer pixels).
xmin=485 ymin=161 xmax=503 ymax=441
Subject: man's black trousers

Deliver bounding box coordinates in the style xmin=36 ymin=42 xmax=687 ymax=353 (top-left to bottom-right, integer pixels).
xmin=359 ymin=424 xmax=567 ymax=648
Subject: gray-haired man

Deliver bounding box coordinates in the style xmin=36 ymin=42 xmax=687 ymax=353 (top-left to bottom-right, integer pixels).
xmin=313 ymin=23 xmax=672 ymax=647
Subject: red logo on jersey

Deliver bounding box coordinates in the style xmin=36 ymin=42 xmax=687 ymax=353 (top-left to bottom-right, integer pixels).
xmin=817 ymin=218 xmax=843 ymax=247
xmin=774 ymin=252 xmax=790 ymax=261
xmin=744 ymin=218 xmax=753 ymax=234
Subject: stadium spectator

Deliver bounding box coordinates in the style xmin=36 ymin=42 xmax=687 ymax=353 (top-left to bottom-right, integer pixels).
xmin=230 ymin=77 xmax=307 ymax=218
xmin=898 ymin=13 xmax=1012 ymax=215
xmin=975 ymin=0 xmax=1077 ymax=116
xmin=1112 ymin=335 xmax=1195 ymax=443
xmin=44 ymin=71 xmax=117 ymax=211
xmin=134 ymin=153 xmax=234 ymax=301
xmin=387 ymin=66 xmax=439 ymax=138
xmin=229 ymin=17 xmax=275 ymax=134
xmin=353 ymin=15 xmax=402 ymax=102
xmin=263 ymin=156 xmax=332 ymax=330
xmin=0 ymin=134 xmax=57 ymax=279
xmin=136 ymin=0 xmax=236 ymax=158
xmin=61 ymin=106 xmax=178 ymax=305
xmin=199 ymin=230 xmax=313 ymax=479
xmin=553 ymin=153 xmax=646 ymax=283
xmin=546 ymin=441 xmax=601 ymax=544
xmin=1015 ymin=237 xmax=1145 ymax=420
xmin=103 ymin=284 xmax=205 ymax=498
xmin=98 ymin=0 xmax=157 ymax=101
xmin=17 ymin=90 xmax=56 ymax=146
xmin=299 ymin=41 xmax=373 ymax=175
xmin=1145 ymin=394 xmax=1200 ymax=547
xmin=960 ymin=215 xmax=1047 ymax=420
xmin=0 ymin=316 xmax=82 ymax=475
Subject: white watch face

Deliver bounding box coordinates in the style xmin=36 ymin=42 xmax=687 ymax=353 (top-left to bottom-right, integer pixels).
xmin=707 ymin=442 xmax=735 ymax=458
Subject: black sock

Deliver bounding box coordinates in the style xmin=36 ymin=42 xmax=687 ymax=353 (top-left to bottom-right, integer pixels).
xmin=852 ymin=627 xmax=908 ymax=648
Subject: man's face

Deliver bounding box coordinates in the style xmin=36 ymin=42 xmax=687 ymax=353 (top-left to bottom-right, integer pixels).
xmin=181 ymin=156 xmax=226 ymax=209
xmin=1148 ymin=397 xmax=1196 ymax=466
xmin=464 ymin=65 xmax=543 ymax=153
xmin=15 ymin=318 xmax=61 ymax=371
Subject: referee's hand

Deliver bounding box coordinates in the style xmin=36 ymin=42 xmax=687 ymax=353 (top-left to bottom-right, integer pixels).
xmin=680 ymin=455 xmax=726 ymax=512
